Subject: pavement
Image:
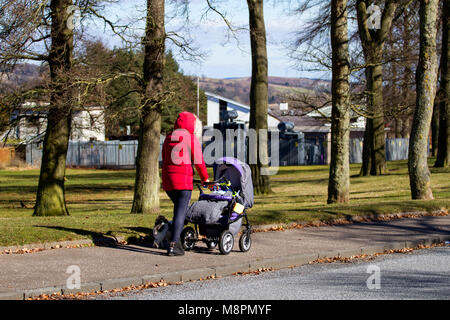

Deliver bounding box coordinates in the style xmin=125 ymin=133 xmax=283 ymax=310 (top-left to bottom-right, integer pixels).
xmin=1 ymin=214 xmax=450 ymax=300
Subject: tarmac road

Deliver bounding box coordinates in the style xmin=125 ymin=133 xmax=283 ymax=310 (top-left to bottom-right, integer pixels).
xmin=103 ymin=246 xmax=450 ymax=300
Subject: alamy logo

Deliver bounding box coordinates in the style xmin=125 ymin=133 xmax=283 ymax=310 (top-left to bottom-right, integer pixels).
xmin=366 ymin=265 xmax=381 ymax=290
xmin=66 ymin=265 xmax=81 ymax=290
xmin=367 ymin=4 xmax=381 ymax=30
xmin=169 ymin=128 xmax=280 ymax=176
xmin=66 ymin=5 xmax=81 ymax=31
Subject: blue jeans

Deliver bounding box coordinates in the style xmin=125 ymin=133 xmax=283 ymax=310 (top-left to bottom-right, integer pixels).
xmin=166 ymin=190 xmax=192 ymax=243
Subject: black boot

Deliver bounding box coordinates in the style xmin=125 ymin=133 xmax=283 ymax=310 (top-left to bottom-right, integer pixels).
xmin=167 ymin=241 xmax=185 ymax=256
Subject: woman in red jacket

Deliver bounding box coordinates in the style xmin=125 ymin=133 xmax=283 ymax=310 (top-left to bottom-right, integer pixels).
xmin=162 ymin=111 xmax=209 ymax=256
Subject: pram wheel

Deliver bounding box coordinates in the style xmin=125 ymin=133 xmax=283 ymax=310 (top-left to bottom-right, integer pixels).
xmin=219 ymin=230 xmax=234 ymax=255
xmin=239 ymin=231 xmax=251 ymax=252
xmin=181 ymin=226 xmax=196 ymax=251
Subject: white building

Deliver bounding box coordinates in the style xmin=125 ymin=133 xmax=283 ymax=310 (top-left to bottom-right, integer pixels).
xmin=70 ymin=107 xmax=105 ymax=141
xmin=6 ymin=103 xmax=105 ymax=143
xmin=8 ymin=102 xmax=48 ymax=142
xmin=306 ymin=106 xmax=365 ymax=129
xmin=205 ymin=92 xmax=280 ymax=128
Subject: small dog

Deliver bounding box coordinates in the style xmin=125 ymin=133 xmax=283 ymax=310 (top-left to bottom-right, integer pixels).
xmin=152 ymin=215 xmax=172 ymax=249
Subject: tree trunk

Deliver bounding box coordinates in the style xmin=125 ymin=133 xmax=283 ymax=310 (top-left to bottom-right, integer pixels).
xmin=408 ymin=0 xmax=439 ymax=200
xmin=359 ymin=60 xmax=386 ymax=176
xmin=435 ymin=0 xmax=450 ymax=167
xmin=370 ymin=63 xmax=386 ymax=175
xmin=247 ymin=0 xmax=271 ymax=195
xmin=364 ymin=56 xmax=387 ymax=176
xmin=431 ymin=90 xmax=440 ymax=157
xmin=400 ymin=66 xmax=413 ymax=139
xmin=356 ymin=1 xmax=398 ymax=176
xmin=34 ymin=0 xmax=74 ymax=216
xmin=328 ymin=0 xmax=350 ymax=204
xmin=131 ymin=0 xmax=165 ymax=213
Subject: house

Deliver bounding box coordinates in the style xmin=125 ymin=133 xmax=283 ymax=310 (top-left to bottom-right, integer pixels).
xmin=70 ymin=107 xmax=105 ymax=142
xmin=270 ymin=104 xmax=367 ymax=164
xmin=205 ymin=92 xmax=280 ymax=128
xmin=204 ymin=93 xmax=372 ymax=165
xmin=6 ymin=103 xmax=106 ymax=143
xmin=7 ymin=102 xmax=48 ymax=143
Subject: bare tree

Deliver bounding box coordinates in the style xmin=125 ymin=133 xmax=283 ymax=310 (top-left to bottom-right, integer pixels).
xmin=0 ymin=0 xmax=76 ymax=216
xmin=131 ymin=0 xmax=165 ymax=214
xmin=408 ymin=0 xmax=440 ymax=200
xmin=199 ymin=0 xmax=272 ymax=194
xmin=382 ymin=2 xmax=419 ymax=139
xmin=435 ymin=0 xmax=449 ymax=167
xmin=291 ymin=1 xmax=421 ymax=171
xmin=0 ymin=0 xmax=125 ymax=216
xmin=129 ymin=0 xmax=214 ymax=213
xmin=328 ymin=0 xmax=350 ymax=203
xmin=33 ymin=0 xmax=75 ymax=216
xmin=247 ymin=0 xmax=271 ymax=194
xmin=356 ymin=0 xmax=398 ymax=176
xmin=431 ymin=89 xmax=440 ymax=155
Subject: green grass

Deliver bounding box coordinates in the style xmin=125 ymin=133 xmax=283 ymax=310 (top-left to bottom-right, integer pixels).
xmin=0 ymin=159 xmax=449 ymax=247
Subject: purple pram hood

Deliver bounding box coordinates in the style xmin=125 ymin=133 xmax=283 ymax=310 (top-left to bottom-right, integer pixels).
xmin=186 ymin=157 xmax=253 ymax=231
xmin=212 ymin=157 xmax=254 ymax=208
xmin=213 ymin=157 xmax=244 ymax=176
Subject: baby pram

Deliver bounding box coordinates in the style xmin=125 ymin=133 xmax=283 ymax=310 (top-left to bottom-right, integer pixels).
xmin=182 ymin=157 xmax=254 ymax=255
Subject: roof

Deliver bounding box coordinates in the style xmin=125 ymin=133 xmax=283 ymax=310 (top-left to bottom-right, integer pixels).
xmin=205 ymin=92 xmax=365 ymax=132
xmin=270 ymin=108 xmax=366 ymax=132
xmin=269 ymin=109 xmax=331 ymax=132
xmin=205 ymin=92 xmax=280 ymax=124
xmin=205 ymin=92 xmax=251 ymax=114
xmin=21 ymin=132 xmax=45 ymax=145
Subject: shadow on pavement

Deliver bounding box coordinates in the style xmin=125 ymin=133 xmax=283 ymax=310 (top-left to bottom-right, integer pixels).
xmin=36 ymin=225 xmax=221 ymax=257
xmin=36 ymin=225 xmax=165 ymax=256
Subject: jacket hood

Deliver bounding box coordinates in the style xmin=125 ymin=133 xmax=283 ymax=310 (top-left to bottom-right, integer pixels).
xmin=174 ymin=111 xmax=196 ymax=134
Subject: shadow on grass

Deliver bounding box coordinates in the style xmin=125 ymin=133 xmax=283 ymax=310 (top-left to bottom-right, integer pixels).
xmin=0 ymin=184 xmax=134 ymax=194
xmin=36 ymin=226 xmax=120 ymax=247
xmin=250 ymin=208 xmax=356 ymax=226
xmin=66 ymin=184 xmax=134 ymax=192
xmin=251 ymin=200 xmax=450 ymax=225
xmin=66 ymin=171 xmax=136 ymax=181
xmin=0 ymin=172 xmax=133 ymax=182
xmin=270 ymin=177 xmax=330 ymax=187
xmin=126 ymin=226 xmax=153 ymax=234
xmin=255 ymin=193 xmax=325 ymax=203
xmin=348 ymin=194 xmax=408 ymax=202
xmin=0 ymin=174 xmax=41 ymax=180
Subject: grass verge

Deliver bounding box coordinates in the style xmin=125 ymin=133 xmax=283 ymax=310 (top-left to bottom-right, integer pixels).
xmin=0 ymin=159 xmax=449 ymax=247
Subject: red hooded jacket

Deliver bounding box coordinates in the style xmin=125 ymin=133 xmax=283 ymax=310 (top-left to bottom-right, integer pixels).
xmin=162 ymin=112 xmax=209 ymax=191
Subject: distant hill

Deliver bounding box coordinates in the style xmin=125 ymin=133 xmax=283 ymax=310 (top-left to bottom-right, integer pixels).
xmin=0 ymin=63 xmax=46 ymax=92
xmin=2 ymin=65 xmax=332 ymax=111
xmin=198 ymin=76 xmax=331 ymax=106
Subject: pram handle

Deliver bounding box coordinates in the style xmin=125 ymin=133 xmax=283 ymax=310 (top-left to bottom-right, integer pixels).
xmin=193 ymin=176 xmax=229 ymax=187
xmin=193 ymin=177 xmax=230 ymax=194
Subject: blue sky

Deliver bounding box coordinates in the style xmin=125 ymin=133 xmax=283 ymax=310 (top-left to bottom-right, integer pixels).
xmin=87 ymin=0 xmax=320 ymax=79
